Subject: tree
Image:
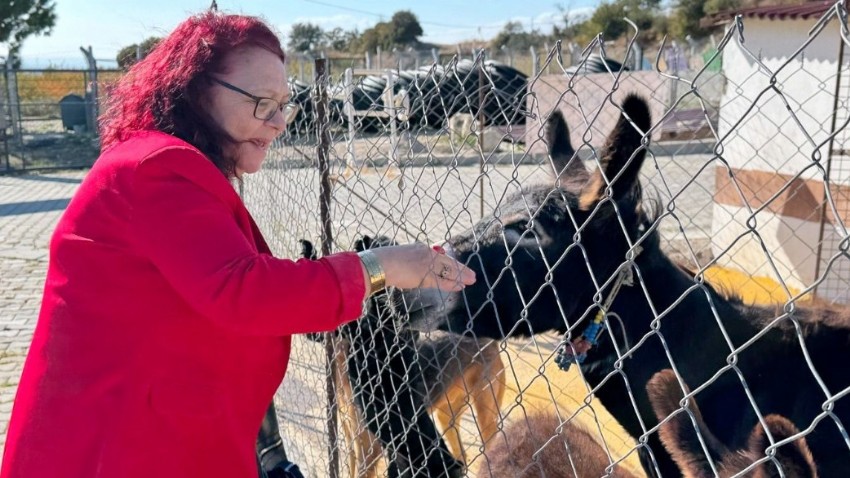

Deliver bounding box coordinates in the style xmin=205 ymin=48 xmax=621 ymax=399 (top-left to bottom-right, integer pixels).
xmin=1 ymin=0 xmax=57 ymax=67
xmin=669 ymin=0 xmax=739 ymax=40
xmin=352 ymin=10 xmax=423 ymax=53
xmin=552 ymin=3 xmax=589 ymax=40
xmin=490 ymin=22 xmax=546 ymax=51
xmin=358 ymin=22 xmax=391 ymax=52
xmin=116 ymin=36 xmax=162 ymax=69
xmin=705 ymin=0 xmax=743 ymax=17
xmin=579 ymin=0 xmax=661 ymax=44
xmin=390 ymin=11 xmax=423 ymax=45
xmin=287 ymin=22 xmax=324 ymax=53
xmin=325 ymin=27 xmax=359 ymax=52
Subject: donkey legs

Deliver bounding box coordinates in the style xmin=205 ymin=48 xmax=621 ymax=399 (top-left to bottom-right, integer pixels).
xmin=430 ymin=354 xmax=507 ymax=461
xmin=333 ymin=340 xmax=382 ymax=478
xmin=471 ymin=352 xmax=506 ymax=450
xmin=431 ymin=404 xmax=465 ymax=462
xmin=347 ymin=325 xmax=463 ymax=478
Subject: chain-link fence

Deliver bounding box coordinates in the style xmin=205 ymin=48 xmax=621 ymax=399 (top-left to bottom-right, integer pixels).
xmin=246 ymin=4 xmax=850 ymax=478
xmin=286 ymin=38 xmax=719 ymax=86
xmin=0 ymin=66 xmax=121 ymax=172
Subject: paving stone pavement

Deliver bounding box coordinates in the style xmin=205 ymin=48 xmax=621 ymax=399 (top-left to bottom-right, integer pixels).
xmin=0 ymin=171 xmax=86 ymax=457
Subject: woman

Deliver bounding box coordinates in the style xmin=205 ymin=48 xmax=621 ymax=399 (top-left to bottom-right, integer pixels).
xmin=1 ymin=11 xmax=474 ymax=478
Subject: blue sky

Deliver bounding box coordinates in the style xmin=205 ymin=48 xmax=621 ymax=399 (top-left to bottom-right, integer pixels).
xmin=10 ymin=0 xmax=600 ymax=68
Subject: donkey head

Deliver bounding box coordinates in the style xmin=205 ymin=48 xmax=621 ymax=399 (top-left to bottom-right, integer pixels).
xmin=407 ymin=95 xmax=652 ymax=339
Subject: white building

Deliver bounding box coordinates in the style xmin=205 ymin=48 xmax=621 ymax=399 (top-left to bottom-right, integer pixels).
xmin=708 ymin=1 xmax=850 ymax=303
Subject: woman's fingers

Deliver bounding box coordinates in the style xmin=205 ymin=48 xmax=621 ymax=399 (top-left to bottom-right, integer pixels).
xmin=430 ymin=243 xmax=475 ymax=287
xmin=428 ymin=253 xmax=475 ymax=291
xmin=440 ymin=258 xmax=475 ymax=286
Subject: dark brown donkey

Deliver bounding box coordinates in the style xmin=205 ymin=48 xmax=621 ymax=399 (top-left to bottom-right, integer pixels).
xmin=404 ymin=95 xmax=850 ymax=476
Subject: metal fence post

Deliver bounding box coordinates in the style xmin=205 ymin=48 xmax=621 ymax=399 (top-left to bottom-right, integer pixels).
xmin=0 ymin=62 xmax=9 ymax=172
xmin=79 ymin=46 xmax=98 ymax=134
xmin=633 ymin=43 xmax=644 ymax=71
xmin=7 ymin=67 xmax=23 ymax=169
xmin=344 ymin=68 xmax=356 ymax=173
xmin=815 ymin=33 xmax=846 ymax=298
xmin=668 ymin=42 xmax=681 ymax=108
xmin=314 ymin=58 xmax=340 ymax=478
xmin=530 ymin=46 xmax=539 ymax=77
xmin=7 ymin=67 xmax=21 ymax=142
xmin=478 ymin=54 xmax=487 ymax=219
xmin=386 ymin=69 xmax=399 ymax=170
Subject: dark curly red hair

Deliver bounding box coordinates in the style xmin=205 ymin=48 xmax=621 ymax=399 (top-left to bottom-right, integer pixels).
xmin=100 ymin=11 xmax=285 ymax=177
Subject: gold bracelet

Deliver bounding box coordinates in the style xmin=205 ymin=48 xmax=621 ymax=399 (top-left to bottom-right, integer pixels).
xmin=357 ymin=250 xmax=386 ymax=295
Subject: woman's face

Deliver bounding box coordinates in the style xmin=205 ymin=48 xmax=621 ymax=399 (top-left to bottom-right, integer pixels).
xmin=204 ymin=46 xmax=291 ymax=176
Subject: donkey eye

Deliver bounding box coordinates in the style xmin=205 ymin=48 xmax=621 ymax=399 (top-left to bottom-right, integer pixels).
xmin=505 ymin=221 xmax=530 ymax=231
xmin=502 ymin=219 xmax=552 ymax=248
xmin=503 ymin=220 xmax=534 ymax=242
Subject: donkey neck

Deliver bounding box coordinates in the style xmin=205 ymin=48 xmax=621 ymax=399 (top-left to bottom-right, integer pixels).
xmin=579 ymin=252 xmax=745 ymax=465
xmin=591 ymin=247 xmax=759 ymax=388
xmin=616 ymin=250 xmax=742 ymax=330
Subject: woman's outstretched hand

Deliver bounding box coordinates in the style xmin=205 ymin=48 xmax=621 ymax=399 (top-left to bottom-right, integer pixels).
xmin=370 ymin=243 xmax=475 ymax=292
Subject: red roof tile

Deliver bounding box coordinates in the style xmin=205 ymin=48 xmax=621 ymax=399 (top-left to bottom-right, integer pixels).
xmin=704 ymin=1 xmax=844 ymax=27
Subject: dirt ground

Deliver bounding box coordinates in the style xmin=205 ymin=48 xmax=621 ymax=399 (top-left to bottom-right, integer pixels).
xmin=3 ymin=125 xmax=99 ymax=171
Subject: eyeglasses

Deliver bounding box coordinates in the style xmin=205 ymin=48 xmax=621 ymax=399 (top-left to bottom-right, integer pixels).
xmin=209 ymin=76 xmax=299 ymax=123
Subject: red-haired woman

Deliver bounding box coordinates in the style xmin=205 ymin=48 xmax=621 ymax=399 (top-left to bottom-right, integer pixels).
xmin=1 ymin=11 xmax=474 ymax=478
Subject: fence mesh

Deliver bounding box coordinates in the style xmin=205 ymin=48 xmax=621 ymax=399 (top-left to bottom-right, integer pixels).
xmin=245 ymin=5 xmax=850 ymax=477
xmin=0 ymin=68 xmax=121 ymax=172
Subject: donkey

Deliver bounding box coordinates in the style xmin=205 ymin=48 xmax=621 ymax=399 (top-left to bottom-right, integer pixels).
xmin=647 ymin=369 xmax=818 ymax=478
xmin=477 ymin=412 xmax=639 ymax=478
xmin=301 ymin=237 xmax=504 ymax=478
xmin=404 ymin=94 xmax=850 ymax=476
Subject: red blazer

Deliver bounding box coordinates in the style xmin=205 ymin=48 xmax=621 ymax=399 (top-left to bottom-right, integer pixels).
xmin=2 ymin=131 xmax=366 ymax=477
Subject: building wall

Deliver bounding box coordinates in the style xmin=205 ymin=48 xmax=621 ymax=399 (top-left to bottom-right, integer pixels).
xmin=712 ymin=18 xmax=850 ymax=302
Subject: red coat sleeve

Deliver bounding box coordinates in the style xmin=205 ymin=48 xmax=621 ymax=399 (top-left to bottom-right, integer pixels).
xmin=130 ymin=146 xmax=366 ymax=336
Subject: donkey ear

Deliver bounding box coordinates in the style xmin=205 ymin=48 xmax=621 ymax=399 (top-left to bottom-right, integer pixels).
xmin=371 ymin=235 xmax=395 ymax=248
xmin=353 ymin=235 xmax=374 ymax=252
xmin=749 ymin=416 xmax=817 ymax=478
xmin=298 ymin=239 xmax=318 ymax=260
xmin=648 ymin=370 xmax=730 ymax=477
xmin=647 ymin=369 xmax=686 ymax=422
xmin=546 ymin=110 xmax=587 ymax=181
xmin=579 ymin=94 xmax=651 ymax=210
